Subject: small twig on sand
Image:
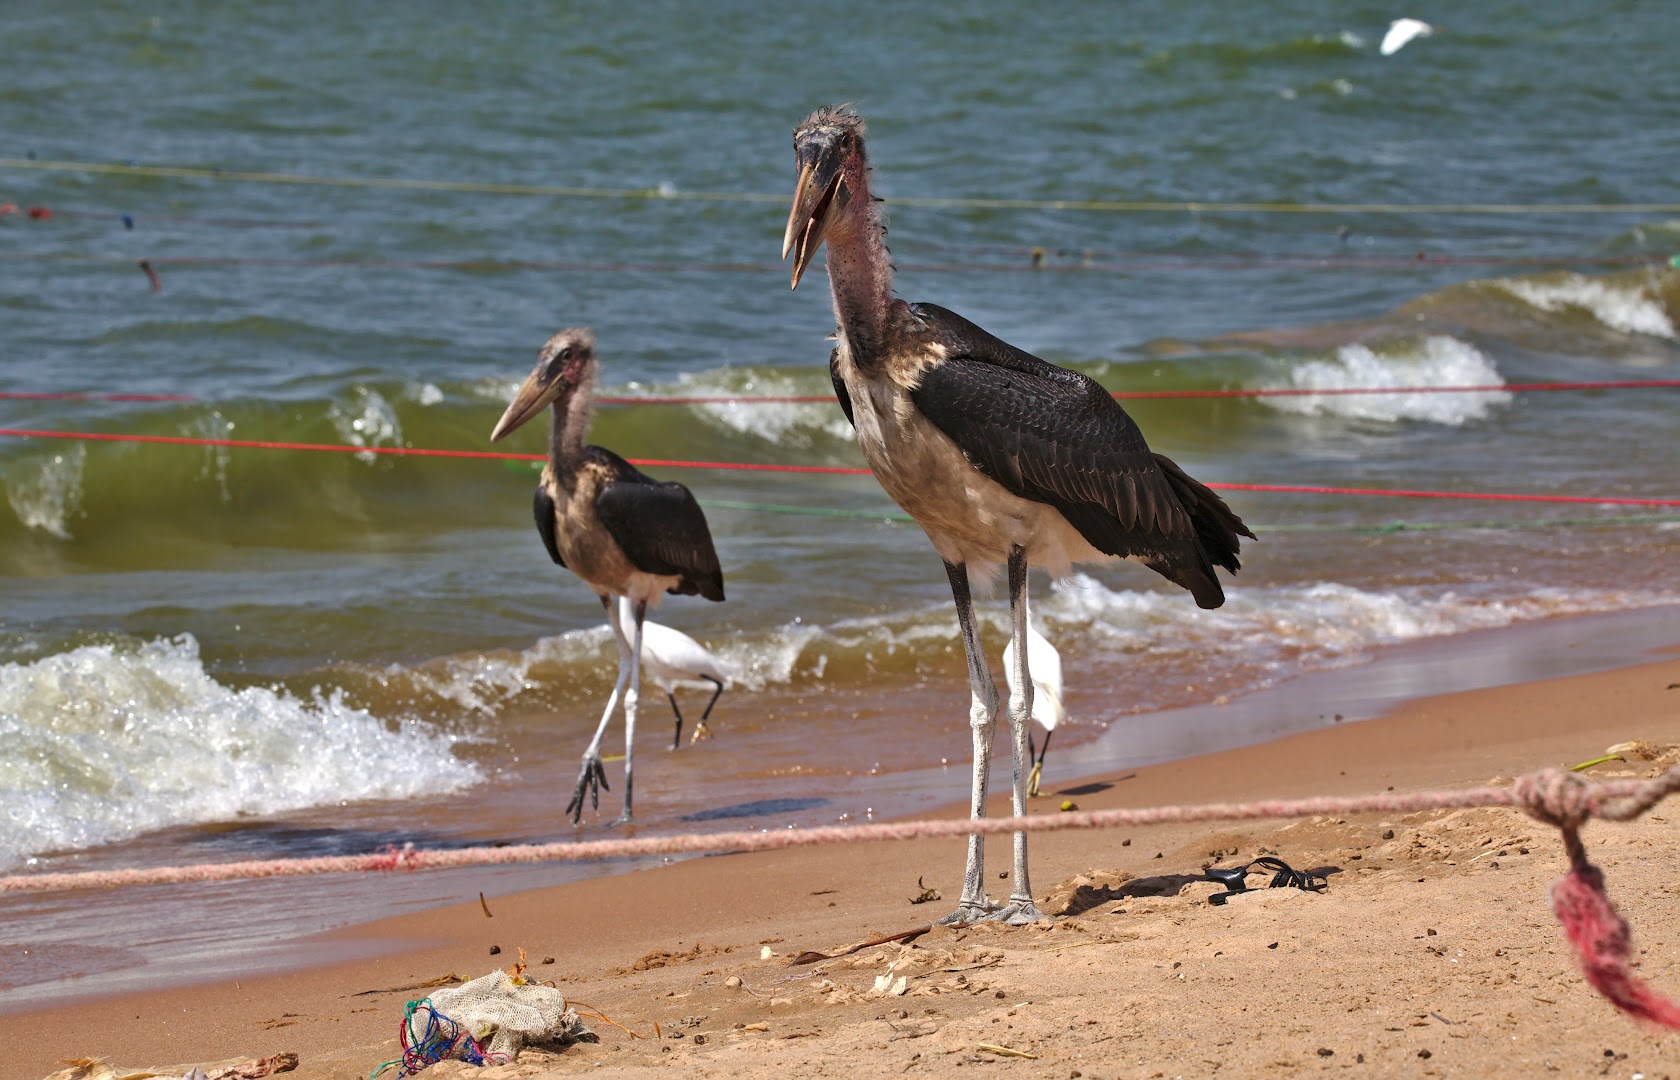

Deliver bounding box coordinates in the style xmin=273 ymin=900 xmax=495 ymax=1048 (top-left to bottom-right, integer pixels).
xmin=790 ymin=925 xmax=932 ymax=966
xmin=977 ymin=1043 xmax=1039 ymax=1059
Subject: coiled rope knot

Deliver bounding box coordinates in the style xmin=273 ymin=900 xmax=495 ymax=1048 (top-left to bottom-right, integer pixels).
xmin=1512 ymin=768 xmax=1594 ymax=834
xmin=369 ymin=843 xmax=421 ymax=872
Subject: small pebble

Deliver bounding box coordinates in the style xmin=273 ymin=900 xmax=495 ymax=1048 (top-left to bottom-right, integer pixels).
xmin=725 ymin=976 xmax=743 ymax=988
xmin=488 ymin=945 xmax=501 ymax=955
xmin=1267 ymin=942 xmax=1279 ymax=950
xmin=1317 ymin=1048 xmax=1334 ymax=1057
xmin=542 ymin=956 xmax=555 ymax=965
xmin=693 ymin=1034 xmax=707 ymax=1046
xmin=1418 ymin=1049 xmax=1432 ymax=1059
xmin=1382 ymin=829 xmax=1395 ymax=840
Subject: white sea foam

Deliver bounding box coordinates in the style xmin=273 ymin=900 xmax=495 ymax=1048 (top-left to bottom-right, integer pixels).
xmin=1261 ymin=335 xmax=1511 ymax=424
xmin=671 ymin=371 xmax=852 ymax=448
xmin=1043 ymin=574 xmax=1670 ymax=674
xmin=403 ymin=575 xmax=1670 ymax=734
xmin=1495 ymin=273 xmax=1676 ymax=339
xmin=0 ymin=635 xmax=480 ymax=869
xmin=3 ymin=444 xmax=86 ymax=539
xmin=328 ymin=386 xmax=404 ymax=462
xmin=193 ymin=410 xmax=237 ymax=502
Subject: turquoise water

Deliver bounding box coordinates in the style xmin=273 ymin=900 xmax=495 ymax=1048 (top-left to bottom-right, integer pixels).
xmin=1 ymin=1 xmax=1678 ymax=992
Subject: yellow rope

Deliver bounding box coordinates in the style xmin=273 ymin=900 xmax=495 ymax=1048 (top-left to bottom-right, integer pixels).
xmin=8 ymin=157 xmax=1680 ymax=214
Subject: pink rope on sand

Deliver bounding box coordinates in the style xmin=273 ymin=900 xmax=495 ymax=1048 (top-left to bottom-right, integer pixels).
xmin=5 ymin=767 xmax=1678 ymax=1026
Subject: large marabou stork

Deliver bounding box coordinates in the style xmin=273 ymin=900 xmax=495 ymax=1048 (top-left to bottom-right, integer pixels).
xmin=491 ymin=328 xmax=725 ymax=825
xmin=783 ymin=105 xmax=1253 ymax=924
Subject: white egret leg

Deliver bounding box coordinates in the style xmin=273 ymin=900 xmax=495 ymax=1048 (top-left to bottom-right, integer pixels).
xmin=937 ymin=559 xmax=1002 ymax=925
xmin=618 ymin=598 xmax=647 ymax=825
xmin=985 ymin=547 xmax=1048 ymax=923
xmin=568 ymin=594 xmax=632 ymax=824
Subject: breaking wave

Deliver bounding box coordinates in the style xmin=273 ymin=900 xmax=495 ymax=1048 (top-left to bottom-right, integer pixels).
xmin=1261 ymin=335 xmax=1511 ymax=424
xmin=3 ymin=444 xmax=87 ymax=539
xmin=0 ymin=634 xmax=481 ymax=869
xmin=1492 ymin=272 xmax=1676 ymax=339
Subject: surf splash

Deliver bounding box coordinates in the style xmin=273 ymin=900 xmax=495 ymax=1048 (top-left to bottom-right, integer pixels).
xmin=1261 ymin=336 xmax=1511 ymax=424
xmin=0 ymin=634 xmax=482 ymax=870
xmin=1493 ymin=272 xmax=1676 ymax=339
xmin=3 ymin=444 xmax=87 ymax=539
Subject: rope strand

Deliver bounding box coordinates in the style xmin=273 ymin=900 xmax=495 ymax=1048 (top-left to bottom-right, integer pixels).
xmin=10 ymin=157 xmax=1680 ymax=215
xmin=1 ymin=427 xmax=1673 ymax=506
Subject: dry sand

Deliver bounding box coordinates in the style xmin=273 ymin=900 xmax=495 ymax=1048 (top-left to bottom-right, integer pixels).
xmin=9 ymin=654 xmax=1680 ymax=1080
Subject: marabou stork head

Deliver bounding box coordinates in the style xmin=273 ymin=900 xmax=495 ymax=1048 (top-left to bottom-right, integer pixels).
xmin=783 ymin=103 xmax=869 ymax=290
xmin=489 ymin=327 xmax=597 ymax=441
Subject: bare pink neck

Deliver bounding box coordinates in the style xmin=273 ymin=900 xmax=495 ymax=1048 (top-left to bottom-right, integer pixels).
xmin=550 ymin=374 xmax=594 ymax=469
xmin=823 ymin=173 xmax=896 ymax=360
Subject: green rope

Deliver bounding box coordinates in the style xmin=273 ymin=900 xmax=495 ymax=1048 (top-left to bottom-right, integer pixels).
xmin=700 ymin=498 xmax=914 ymax=522
xmin=500 ymin=460 xmax=1679 ymax=534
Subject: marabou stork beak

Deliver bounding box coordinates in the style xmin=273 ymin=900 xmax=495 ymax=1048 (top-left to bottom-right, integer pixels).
xmin=490 ymin=366 xmax=558 ymax=442
xmin=782 ymin=143 xmax=850 ymax=290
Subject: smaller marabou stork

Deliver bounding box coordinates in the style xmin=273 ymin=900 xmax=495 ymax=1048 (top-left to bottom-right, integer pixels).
xmin=1001 ymin=623 xmax=1065 ymax=798
xmin=613 ymin=595 xmax=730 ymax=749
xmin=491 ymin=328 xmax=725 ymax=825
xmin=784 ymin=105 xmax=1252 ymax=924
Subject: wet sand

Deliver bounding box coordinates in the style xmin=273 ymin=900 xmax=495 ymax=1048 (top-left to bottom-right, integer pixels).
xmin=8 ymin=627 xmax=1680 ymax=1078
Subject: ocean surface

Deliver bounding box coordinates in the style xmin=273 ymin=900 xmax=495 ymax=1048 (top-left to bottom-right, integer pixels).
xmin=2 ymin=1 xmax=1678 ymax=1003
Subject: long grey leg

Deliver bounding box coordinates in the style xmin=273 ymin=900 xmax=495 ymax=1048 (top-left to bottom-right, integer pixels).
xmin=984 ymin=546 xmax=1048 ymax=923
xmin=937 ymin=559 xmax=1001 ymax=925
xmin=617 ymin=598 xmax=647 ymax=825
xmin=567 ymin=594 xmax=630 ymax=824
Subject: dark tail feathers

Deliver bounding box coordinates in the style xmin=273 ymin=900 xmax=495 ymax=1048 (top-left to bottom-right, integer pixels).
xmin=1153 ymin=453 xmax=1256 ymax=608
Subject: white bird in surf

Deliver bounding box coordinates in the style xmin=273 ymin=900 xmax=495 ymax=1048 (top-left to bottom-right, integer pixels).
xmin=615 ymin=595 xmax=729 ymax=750
xmin=1001 ymin=623 xmax=1066 ymax=798
xmin=1380 ymin=18 xmax=1434 ymax=56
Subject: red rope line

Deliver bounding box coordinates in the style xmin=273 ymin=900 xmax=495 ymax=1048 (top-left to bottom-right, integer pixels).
xmin=594 ymin=379 xmax=1680 ymax=405
xmin=0 ymin=426 xmax=1675 ymax=505
xmin=6 ymin=380 xmax=1675 ymax=408
xmin=10 ymin=251 xmax=1676 ymax=275
xmin=3 ymin=768 xmax=1675 ymax=1027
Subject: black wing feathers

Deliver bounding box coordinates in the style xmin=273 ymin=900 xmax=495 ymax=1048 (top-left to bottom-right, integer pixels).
xmin=589 ymin=448 xmax=726 ymax=602
xmin=829 ymin=347 xmax=855 ymax=428
xmin=906 ymin=303 xmax=1250 ymax=609
xmin=533 ymin=486 xmax=564 ymax=567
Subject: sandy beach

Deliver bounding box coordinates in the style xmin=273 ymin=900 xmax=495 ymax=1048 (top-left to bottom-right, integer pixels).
xmin=7 ymin=639 xmax=1679 ymax=1080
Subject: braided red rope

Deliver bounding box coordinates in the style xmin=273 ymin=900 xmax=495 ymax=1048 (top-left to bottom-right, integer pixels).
xmin=3 ymin=766 xmax=1677 ymax=1026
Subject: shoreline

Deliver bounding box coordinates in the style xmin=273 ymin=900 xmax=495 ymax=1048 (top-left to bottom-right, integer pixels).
xmin=5 ymin=607 xmax=1680 ymax=1077
xmin=4 ymin=603 xmax=1675 ymax=1017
